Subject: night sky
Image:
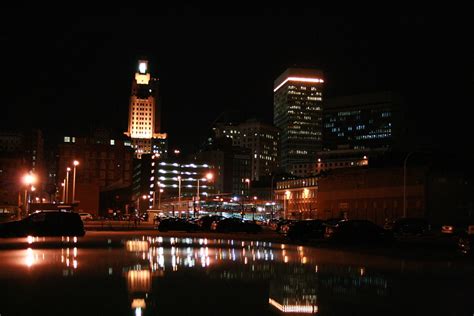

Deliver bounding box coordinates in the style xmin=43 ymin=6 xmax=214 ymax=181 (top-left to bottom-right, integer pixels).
xmin=1 ymin=9 xmax=472 ymax=155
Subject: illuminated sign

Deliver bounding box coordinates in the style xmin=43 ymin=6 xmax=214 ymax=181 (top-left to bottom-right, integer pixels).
xmin=274 ymin=77 xmax=324 ymax=92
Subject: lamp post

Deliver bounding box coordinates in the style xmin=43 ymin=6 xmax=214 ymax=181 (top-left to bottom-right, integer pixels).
xmin=158 ymin=189 xmax=164 ymax=210
xmin=196 ymin=172 xmax=213 ymax=217
xmin=137 ymin=194 xmax=148 ymax=212
xmin=177 ymin=176 xmax=181 ymax=217
xmin=244 ymin=178 xmax=251 ymax=218
xmin=65 ymin=167 xmax=71 ymax=204
xmin=284 ymin=190 xmax=291 ymax=220
xmin=22 ymin=173 xmax=36 ymax=217
xmin=72 ymin=160 xmax=79 ymax=204
xmin=61 ymin=180 xmax=66 ymax=203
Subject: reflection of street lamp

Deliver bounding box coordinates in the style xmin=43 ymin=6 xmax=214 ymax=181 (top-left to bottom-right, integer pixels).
xmin=72 ymin=160 xmax=79 ymax=203
xmin=65 ymin=167 xmax=71 ymax=203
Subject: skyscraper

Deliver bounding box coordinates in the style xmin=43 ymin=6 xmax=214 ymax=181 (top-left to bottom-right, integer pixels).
xmin=125 ymin=60 xmax=167 ymax=159
xmin=273 ymin=68 xmax=324 ymax=170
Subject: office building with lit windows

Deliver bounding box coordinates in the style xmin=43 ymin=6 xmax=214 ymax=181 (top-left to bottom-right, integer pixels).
xmin=273 ymin=68 xmax=324 ymax=171
xmin=193 ymin=138 xmax=251 ymax=197
xmin=323 ymin=91 xmax=403 ymax=151
xmin=124 ymin=60 xmax=167 ymax=159
xmin=213 ymin=119 xmax=279 ymax=181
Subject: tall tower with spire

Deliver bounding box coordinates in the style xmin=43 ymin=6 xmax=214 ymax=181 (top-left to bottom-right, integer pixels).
xmin=125 ymin=60 xmax=167 ymax=159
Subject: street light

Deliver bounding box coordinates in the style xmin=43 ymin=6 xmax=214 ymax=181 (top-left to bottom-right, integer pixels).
xmin=177 ymin=176 xmax=181 ymax=217
xmin=284 ymin=190 xmax=291 ymax=220
xmin=158 ymin=189 xmax=164 ymax=210
xmin=61 ymin=180 xmax=66 ymax=203
xmin=72 ymin=160 xmax=79 ymax=204
xmin=22 ymin=173 xmax=37 ymax=217
xmin=65 ymin=167 xmax=71 ymax=203
xmin=196 ymin=172 xmax=213 ymax=217
xmin=137 ymin=194 xmax=148 ymax=212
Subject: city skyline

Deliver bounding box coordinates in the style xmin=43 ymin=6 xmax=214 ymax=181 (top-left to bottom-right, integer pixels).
xmin=1 ymin=11 xmax=471 ymax=155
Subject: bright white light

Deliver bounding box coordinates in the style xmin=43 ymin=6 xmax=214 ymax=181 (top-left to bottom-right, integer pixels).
xmin=139 ymin=62 xmax=147 ymax=74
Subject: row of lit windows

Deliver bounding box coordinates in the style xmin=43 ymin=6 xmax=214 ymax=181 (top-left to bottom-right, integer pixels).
xmin=277 ymin=177 xmax=318 ymax=189
xmin=355 ymin=134 xmax=391 ymax=140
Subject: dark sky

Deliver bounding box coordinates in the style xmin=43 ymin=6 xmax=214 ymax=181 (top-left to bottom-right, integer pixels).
xmin=1 ymin=8 xmax=472 ymax=154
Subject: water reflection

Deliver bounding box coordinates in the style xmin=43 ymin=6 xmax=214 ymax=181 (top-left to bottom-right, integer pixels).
xmin=1 ymin=235 xmax=473 ymax=315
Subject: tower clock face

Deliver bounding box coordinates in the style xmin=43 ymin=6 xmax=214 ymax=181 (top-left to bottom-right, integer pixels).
xmin=139 ymin=62 xmax=147 ymax=74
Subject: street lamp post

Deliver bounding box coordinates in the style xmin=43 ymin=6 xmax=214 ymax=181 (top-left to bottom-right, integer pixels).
xmin=196 ymin=172 xmax=213 ymax=217
xmin=177 ymin=176 xmax=181 ymax=217
xmin=61 ymin=180 xmax=66 ymax=203
xmin=65 ymin=167 xmax=71 ymax=204
xmin=158 ymin=189 xmax=163 ymax=210
xmin=137 ymin=194 xmax=148 ymax=212
xmin=22 ymin=173 xmax=36 ymax=218
xmin=244 ymin=178 xmax=251 ymax=218
xmin=72 ymin=160 xmax=79 ymax=204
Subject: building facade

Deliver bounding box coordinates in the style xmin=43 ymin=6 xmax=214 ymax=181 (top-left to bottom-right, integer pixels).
xmin=275 ymin=177 xmax=318 ymax=220
xmin=0 ymin=129 xmax=45 ymax=215
xmin=273 ymin=68 xmax=324 ymax=171
xmin=213 ymin=119 xmax=279 ymax=181
xmin=323 ymin=91 xmax=403 ymax=151
xmin=57 ymin=136 xmax=134 ymax=216
xmin=124 ymin=60 xmax=167 ymax=158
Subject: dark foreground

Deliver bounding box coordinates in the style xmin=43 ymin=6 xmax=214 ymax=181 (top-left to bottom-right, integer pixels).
xmin=0 ymin=231 xmax=473 ymax=316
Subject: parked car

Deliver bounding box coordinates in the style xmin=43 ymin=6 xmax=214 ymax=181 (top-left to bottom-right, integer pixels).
xmin=388 ymin=217 xmax=431 ymax=236
xmin=197 ymin=215 xmax=224 ymax=231
xmin=0 ymin=212 xmax=16 ymax=223
xmin=276 ymin=220 xmax=297 ymax=235
xmin=286 ymin=219 xmax=326 ymax=241
xmin=324 ymin=219 xmax=393 ymax=245
xmin=211 ymin=217 xmax=262 ymax=233
xmin=79 ymin=212 xmax=93 ymax=221
xmin=157 ymin=218 xmax=199 ymax=232
xmin=441 ymin=220 xmax=474 ymax=236
xmin=0 ymin=211 xmax=85 ymax=237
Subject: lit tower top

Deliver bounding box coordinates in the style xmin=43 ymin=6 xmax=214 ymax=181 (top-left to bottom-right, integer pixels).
xmin=125 ymin=59 xmax=167 ymax=158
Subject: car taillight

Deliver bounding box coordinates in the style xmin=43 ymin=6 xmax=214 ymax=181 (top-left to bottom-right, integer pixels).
xmin=468 ymin=225 xmax=474 ymax=235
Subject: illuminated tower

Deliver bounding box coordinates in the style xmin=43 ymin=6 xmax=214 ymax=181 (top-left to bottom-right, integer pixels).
xmin=125 ymin=60 xmax=167 ymax=159
xmin=273 ymin=68 xmax=324 ymax=170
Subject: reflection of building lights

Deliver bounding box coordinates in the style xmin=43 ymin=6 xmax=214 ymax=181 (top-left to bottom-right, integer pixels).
xmin=360 ymin=267 xmax=365 ymax=276
xmin=269 ymin=298 xmax=318 ymax=314
xmin=127 ymin=270 xmax=151 ymax=292
xmin=126 ymin=240 xmax=149 ymax=252
xmin=132 ymin=299 xmax=146 ymax=309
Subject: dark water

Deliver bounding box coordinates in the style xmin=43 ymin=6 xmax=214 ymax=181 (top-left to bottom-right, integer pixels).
xmin=0 ymin=234 xmax=473 ymax=316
